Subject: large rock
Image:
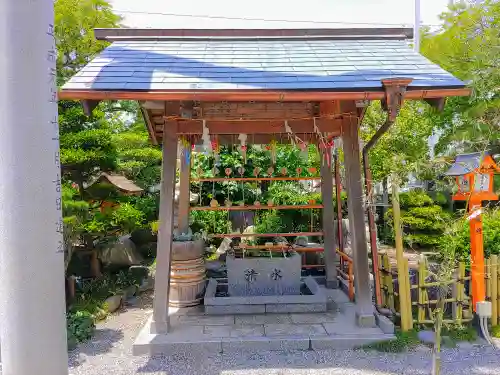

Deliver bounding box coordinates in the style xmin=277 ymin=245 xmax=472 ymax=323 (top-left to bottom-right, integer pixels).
xmin=99 ymin=235 xmax=144 ymax=266
xmin=104 ymin=295 xmax=122 ymax=313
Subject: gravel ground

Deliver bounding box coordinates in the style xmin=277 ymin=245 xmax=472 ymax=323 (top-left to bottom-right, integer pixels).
xmin=67 ymin=294 xmax=500 ymax=375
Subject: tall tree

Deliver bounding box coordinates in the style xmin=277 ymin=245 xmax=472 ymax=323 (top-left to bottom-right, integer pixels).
xmin=361 ymin=101 xmax=435 ymax=183
xmin=55 ymin=0 xmax=121 ymax=83
xmin=421 ymin=1 xmax=500 ymax=155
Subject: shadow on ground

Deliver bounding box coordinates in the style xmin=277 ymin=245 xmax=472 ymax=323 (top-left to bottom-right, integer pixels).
xmin=134 ymin=345 xmax=500 ymax=375
xmin=69 ymin=328 xmax=124 ymax=368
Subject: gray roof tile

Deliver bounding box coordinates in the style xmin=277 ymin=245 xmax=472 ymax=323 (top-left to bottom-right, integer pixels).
xmin=62 ymin=38 xmax=465 ymax=92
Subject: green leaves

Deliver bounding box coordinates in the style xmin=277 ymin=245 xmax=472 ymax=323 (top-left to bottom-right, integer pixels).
xmin=421 ymin=1 xmax=500 ymax=154
xmin=55 ymin=0 xmax=121 ymax=83
xmin=386 ymin=190 xmax=451 ymax=249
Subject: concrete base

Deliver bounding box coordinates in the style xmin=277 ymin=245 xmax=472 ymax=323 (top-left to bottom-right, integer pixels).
xmin=133 ymin=287 xmax=394 ymax=356
xmin=375 ymin=313 xmax=395 ymax=334
xmin=356 ymin=313 xmax=377 ymax=328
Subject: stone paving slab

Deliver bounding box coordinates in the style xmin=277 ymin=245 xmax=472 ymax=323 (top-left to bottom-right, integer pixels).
xmin=206 ymin=304 xmax=266 ymax=315
xmin=265 ymin=302 xmax=326 ymax=313
xmin=235 ymin=313 xmax=292 ymax=325
xmin=203 ymin=324 xmax=265 ymax=338
xmin=289 ymin=312 xmax=338 ymax=324
xmin=174 ymin=314 xmax=235 ymax=326
xmin=265 ymin=323 xmax=327 ymax=337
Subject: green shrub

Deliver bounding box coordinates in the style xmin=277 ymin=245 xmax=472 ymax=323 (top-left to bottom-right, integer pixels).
xmin=386 ymin=190 xmax=451 ymax=248
xmin=67 ymin=310 xmax=96 ymax=346
xmin=491 ymin=325 xmax=500 ymax=338
xmin=439 ymin=208 xmax=500 ymax=263
xmin=443 ymin=324 xmax=477 ymax=342
xmin=189 ymin=210 xmax=231 ymax=237
xmin=361 ymin=329 xmax=419 ymax=352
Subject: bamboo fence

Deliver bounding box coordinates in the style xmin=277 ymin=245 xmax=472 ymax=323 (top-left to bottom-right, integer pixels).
xmin=376 ymin=253 xmax=500 ymax=330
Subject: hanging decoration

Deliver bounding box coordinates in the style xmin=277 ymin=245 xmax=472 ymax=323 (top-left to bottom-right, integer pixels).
xmin=299 ymin=140 xmax=308 ymax=162
xmin=180 ymin=137 xmax=191 ymax=167
xmin=312 ymin=117 xmax=327 ymax=149
xmin=253 ymin=167 xmax=261 ymax=177
xmin=238 ymin=133 xmax=248 ymax=164
xmin=268 ymin=139 xmax=278 ymax=165
xmin=320 ymin=137 xmax=335 ymax=168
xmin=284 ymin=120 xmax=304 ymax=147
xmin=280 ymin=167 xmax=287 ymax=176
xmin=201 ymin=120 xmax=211 ymax=154
xmin=212 ymin=137 xmax=220 ymax=165
xmin=238 ymin=167 xmax=245 ymax=206
xmin=267 ymin=167 xmax=274 ymax=176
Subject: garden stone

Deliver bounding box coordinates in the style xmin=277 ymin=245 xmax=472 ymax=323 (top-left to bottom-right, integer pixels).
xmin=418 ymin=330 xmax=436 ymax=344
xmin=104 ymin=295 xmax=123 ymax=313
xmin=100 ymin=235 xmax=143 ymax=266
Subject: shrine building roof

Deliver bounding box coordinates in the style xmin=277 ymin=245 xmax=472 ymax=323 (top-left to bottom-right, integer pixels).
xmin=59 ymin=28 xmax=468 ymax=101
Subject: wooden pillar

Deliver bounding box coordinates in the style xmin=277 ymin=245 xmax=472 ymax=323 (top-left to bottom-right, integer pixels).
xmin=334 ymin=151 xmax=344 ymax=252
xmin=177 ymin=138 xmax=191 ymax=234
xmin=341 ymin=105 xmax=375 ymax=327
xmin=321 ymin=158 xmax=339 ymax=289
xmin=151 ymin=131 xmax=178 ymax=334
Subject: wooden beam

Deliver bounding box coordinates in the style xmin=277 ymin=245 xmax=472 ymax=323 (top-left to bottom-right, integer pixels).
xmin=191 ymin=177 xmax=320 ymax=182
xmin=58 ymin=88 xmax=471 ymax=102
xmin=208 ymin=232 xmax=323 ymax=238
xmin=190 ymin=204 xmax=323 ymax=211
xmin=94 ymin=27 xmax=414 ymax=40
xmin=158 ymin=133 xmax=342 ymax=145
xmin=424 ymin=97 xmax=446 ymax=111
xmin=140 ymin=107 xmax=158 ymax=145
xmin=171 ymin=119 xmax=342 ymax=135
xmin=81 ymin=100 xmax=100 ymax=116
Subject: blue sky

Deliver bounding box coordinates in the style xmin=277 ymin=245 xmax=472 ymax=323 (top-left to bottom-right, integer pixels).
xmin=109 ymin=0 xmax=452 ymax=29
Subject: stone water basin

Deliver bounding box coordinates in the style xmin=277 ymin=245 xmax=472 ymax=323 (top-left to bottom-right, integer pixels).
xmin=204 ymin=276 xmax=327 ymax=315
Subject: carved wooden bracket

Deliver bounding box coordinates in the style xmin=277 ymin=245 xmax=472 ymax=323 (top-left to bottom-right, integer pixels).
xmin=380 ymin=78 xmax=413 ymax=122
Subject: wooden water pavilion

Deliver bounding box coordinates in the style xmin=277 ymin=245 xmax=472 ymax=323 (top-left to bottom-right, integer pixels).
xmin=59 ymin=27 xmax=468 ymax=350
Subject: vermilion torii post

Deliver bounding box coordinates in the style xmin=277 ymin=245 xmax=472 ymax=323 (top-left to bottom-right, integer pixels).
xmin=0 ymin=1 xmax=68 ymax=374
xmin=469 ymin=201 xmax=486 ymax=309
xmin=445 ymin=152 xmax=499 ymax=312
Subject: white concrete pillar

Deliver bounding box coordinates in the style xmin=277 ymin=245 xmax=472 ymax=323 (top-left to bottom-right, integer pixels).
xmin=151 ymin=131 xmax=178 ymax=334
xmin=0 ymin=1 xmax=68 ymax=374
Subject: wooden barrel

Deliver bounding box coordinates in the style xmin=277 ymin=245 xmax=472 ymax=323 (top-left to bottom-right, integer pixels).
xmin=169 ymin=257 xmax=206 ymax=307
xmin=169 ymin=240 xmax=206 ymax=307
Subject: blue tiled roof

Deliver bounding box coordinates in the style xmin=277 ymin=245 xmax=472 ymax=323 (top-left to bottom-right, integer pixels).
xmin=445 ymin=153 xmax=484 ymax=176
xmin=62 ymin=38 xmax=465 ymax=91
